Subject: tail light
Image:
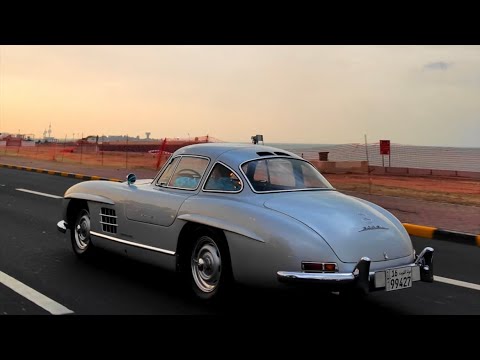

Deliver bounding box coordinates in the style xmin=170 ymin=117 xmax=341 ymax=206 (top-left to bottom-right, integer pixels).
xmin=302 ymin=262 xmax=338 ymax=273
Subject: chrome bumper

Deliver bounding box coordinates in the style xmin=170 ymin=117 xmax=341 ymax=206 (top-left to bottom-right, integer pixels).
xmin=277 ymin=247 xmax=434 ymax=293
xmin=57 ymin=220 xmax=68 ymax=234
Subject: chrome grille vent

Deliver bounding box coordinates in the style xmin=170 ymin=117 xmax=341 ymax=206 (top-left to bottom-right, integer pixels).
xmin=100 ymin=208 xmax=117 ymax=234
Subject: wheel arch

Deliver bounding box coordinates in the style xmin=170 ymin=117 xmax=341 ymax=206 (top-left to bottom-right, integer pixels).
xmin=175 ymin=221 xmax=232 ymax=277
xmin=66 ymin=199 xmax=90 ymax=230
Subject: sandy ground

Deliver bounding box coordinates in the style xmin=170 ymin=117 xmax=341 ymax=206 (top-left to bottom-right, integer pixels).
xmin=324 ymin=173 xmax=480 ymax=207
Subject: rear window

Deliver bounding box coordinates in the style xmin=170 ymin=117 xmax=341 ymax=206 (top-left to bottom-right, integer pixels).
xmin=241 ymin=158 xmax=333 ymax=192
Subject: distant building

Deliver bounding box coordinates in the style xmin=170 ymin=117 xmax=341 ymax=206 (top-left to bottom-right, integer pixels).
xmin=40 ymin=123 xmax=57 ymax=143
xmin=1 ymin=133 xmax=35 ymax=146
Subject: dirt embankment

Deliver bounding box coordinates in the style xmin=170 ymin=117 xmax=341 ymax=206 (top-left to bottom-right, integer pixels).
xmin=1 ymin=151 xmax=479 ymax=207
xmin=324 ymin=173 xmax=480 ymax=207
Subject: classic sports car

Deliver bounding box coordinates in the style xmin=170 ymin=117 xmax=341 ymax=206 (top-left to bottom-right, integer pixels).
xmin=57 ymin=143 xmax=434 ymax=301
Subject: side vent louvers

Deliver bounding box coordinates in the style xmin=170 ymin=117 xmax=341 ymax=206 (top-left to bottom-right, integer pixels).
xmin=100 ymin=208 xmax=117 ymax=234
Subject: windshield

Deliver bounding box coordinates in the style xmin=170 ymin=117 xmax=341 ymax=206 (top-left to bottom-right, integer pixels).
xmin=240 ymin=158 xmax=334 ymax=192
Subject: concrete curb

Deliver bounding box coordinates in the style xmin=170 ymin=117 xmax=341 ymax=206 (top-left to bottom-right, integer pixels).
xmin=0 ymin=163 xmax=122 ymax=183
xmin=403 ymin=223 xmax=480 ymax=247
xmin=3 ymin=162 xmax=479 ymax=246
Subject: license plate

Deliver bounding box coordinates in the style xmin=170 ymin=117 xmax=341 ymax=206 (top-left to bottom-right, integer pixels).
xmin=385 ymin=266 xmax=412 ymax=291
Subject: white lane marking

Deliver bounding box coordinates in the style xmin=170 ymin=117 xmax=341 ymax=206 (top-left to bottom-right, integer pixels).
xmin=435 ymin=276 xmax=480 ymax=291
xmin=16 ymin=188 xmax=62 ymax=199
xmin=0 ymin=271 xmax=74 ymax=315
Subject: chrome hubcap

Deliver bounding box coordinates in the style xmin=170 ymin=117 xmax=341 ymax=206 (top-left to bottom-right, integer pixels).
xmin=191 ymin=237 xmax=222 ymax=293
xmin=75 ymin=213 xmax=90 ymax=250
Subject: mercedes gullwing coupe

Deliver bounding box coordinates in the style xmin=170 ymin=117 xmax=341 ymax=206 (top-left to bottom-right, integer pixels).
xmin=57 ymin=143 xmax=434 ymax=301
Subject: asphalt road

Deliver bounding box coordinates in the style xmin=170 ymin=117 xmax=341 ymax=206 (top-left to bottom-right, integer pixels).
xmin=1 ymin=167 xmax=479 ymax=315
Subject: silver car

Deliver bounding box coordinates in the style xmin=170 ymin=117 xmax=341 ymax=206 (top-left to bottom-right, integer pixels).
xmin=57 ymin=143 xmax=434 ymax=301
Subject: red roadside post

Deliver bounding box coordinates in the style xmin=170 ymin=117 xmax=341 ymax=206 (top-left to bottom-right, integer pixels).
xmin=380 ymin=139 xmax=391 ymax=167
xmin=156 ymin=138 xmax=167 ymax=170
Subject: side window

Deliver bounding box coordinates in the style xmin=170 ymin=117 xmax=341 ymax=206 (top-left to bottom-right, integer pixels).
xmin=157 ymin=157 xmax=180 ymax=186
xmin=168 ymin=156 xmax=209 ymax=189
xmin=204 ymin=163 xmax=242 ymax=192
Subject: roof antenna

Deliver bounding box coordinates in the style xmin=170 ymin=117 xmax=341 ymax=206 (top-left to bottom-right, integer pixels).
xmin=251 ymin=134 xmax=264 ymax=145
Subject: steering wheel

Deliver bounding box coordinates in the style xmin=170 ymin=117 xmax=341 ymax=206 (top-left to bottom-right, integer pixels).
xmin=176 ymin=168 xmax=202 ymax=178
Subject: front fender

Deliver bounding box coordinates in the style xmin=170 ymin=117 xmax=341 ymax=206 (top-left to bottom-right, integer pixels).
xmin=64 ymin=192 xmax=115 ymax=205
xmin=63 ymin=180 xmax=122 ymax=205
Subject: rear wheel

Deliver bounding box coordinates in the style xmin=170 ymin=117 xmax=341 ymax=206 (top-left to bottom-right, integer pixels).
xmin=189 ymin=230 xmax=232 ymax=302
xmin=71 ymin=209 xmax=95 ymax=257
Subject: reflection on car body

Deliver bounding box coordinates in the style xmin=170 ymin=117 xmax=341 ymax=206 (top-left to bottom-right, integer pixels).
xmin=57 ymin=143 xmax=434 ymax=301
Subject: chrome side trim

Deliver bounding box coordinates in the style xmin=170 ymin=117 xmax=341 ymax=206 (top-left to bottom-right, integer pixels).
xmin=90 ymin=231 xmax=175 ymax=256
xmin=99 ymin=222 xmax=118 ymax=227
xmin=99 ymin=213 xmax=117 ymax=218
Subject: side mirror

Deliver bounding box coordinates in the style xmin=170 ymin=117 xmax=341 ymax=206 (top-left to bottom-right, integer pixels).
xmin=126 ymin=173 xmax=136 ymax=185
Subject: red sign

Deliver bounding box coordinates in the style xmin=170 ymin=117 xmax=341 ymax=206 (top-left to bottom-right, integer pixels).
xmin=380 ymin=140 xmax=390 ymax=155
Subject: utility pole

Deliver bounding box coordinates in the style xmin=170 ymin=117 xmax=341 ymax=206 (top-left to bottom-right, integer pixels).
xmin=364 ymin=134 xmax=369 ymax=164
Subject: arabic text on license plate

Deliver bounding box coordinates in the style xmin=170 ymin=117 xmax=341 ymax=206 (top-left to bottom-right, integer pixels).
xmin=386 ymin=266 xmax=412 ymax=291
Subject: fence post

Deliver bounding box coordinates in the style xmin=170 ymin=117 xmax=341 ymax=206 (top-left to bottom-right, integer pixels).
xmin=364 ymin=134 xmax=372 ymax=194
xmin=61 ymin=135 xmax=66 ymax=162
xmin=100 ymin=135 xmax=104 ymax=166
xmin=126 ymin=135 xmax=129 ymax=169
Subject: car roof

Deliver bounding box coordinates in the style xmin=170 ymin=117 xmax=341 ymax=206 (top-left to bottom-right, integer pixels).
xmin=173 ymin=142 xmax=302 ymax=165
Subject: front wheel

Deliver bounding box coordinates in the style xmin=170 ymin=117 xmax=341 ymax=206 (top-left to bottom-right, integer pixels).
xmin=71 ymin=209 xmax=95 ymax=258
xmin=190 ymin=232 xmax=232 ymax=302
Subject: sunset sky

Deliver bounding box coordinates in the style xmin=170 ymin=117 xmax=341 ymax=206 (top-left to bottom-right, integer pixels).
xmin=0 ymin=45 xmax=479 ymax=147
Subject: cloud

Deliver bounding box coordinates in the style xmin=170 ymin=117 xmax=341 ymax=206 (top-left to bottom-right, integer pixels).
xmin=423 ymin=61 xmax=453 ymax=71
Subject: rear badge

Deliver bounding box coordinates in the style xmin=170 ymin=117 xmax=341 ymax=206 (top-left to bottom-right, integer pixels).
xmin=384 ymin=252 xmax=389 ymax=260
xmin=359 ymin=225 xmax=389 ymax=232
